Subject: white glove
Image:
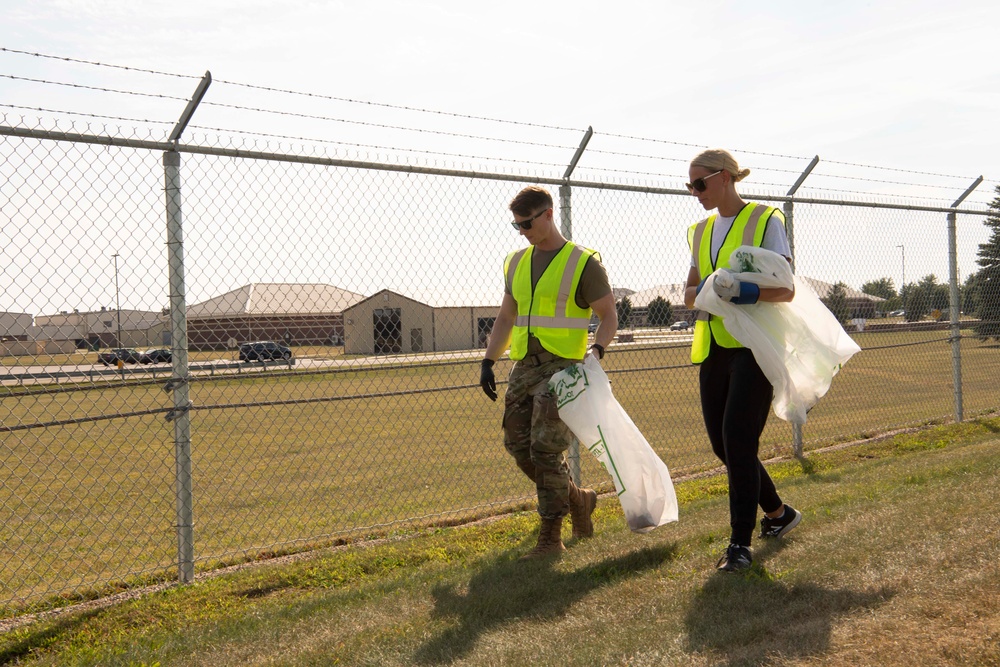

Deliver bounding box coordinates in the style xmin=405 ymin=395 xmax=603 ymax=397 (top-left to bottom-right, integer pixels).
xmin=713 ymin=270 xmax=741 ymax=300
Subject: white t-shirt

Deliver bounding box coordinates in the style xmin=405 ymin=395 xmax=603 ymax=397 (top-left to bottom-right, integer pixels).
xmin=690 ymin=210 xmax=791 ymax=268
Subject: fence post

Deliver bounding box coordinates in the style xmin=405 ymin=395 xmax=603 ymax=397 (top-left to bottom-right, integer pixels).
xmin=162 ymin=71 xmax=210 ymax=585
xmin=557 ymin=182 xmax=582 ymax=484
xmin=560 ymin=126 xmax=593 ymax=486
xmin=947 ymin=176 xmax=983 ymax=423
xmin=785 ymin=156 xmax=818 ymax=458
xmin=164 ymin=150 xmax=194 ymax=584
xmin=782 ymin=199 xmax=804 ymax=457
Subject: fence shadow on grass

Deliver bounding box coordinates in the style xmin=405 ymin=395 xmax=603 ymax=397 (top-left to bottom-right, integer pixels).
xmin=0 ymin=608 xmax=104 ymax=665
xmin=683 ymin=542 xmax=896 ymax=666
xmin=414 ymin=542 xmax=680 ymax=665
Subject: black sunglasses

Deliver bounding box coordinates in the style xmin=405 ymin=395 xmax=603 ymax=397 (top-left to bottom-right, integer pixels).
xmin=685 ymin=170 xmax=723 ymax=193
xmin=510 ymin=208 xmax=550 ymax=231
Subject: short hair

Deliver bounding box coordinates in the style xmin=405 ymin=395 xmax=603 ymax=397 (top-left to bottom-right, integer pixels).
xmin=509 ymin=186 xmax=553 ymax=216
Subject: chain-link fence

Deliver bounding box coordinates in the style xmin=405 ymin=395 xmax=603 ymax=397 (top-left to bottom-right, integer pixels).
xmin=1 ymin=105 xmax=998 ymax=619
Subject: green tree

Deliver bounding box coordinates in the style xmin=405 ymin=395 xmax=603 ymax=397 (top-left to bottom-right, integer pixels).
xmin=861 ymin=277 xmax=896 ymax=300
xmin=861 ymin=277 xmax=899 ymax=314
xmin=646 ymin=296 xmax=673 ymax=327
xmin=974 ymin=184 xmax=1000 ymax=340
xmin=962 ymin=270 xmax=983 ymax=317
xmin=616 ymin=296 xmax=633 ymax=329
xmin=822 ymin=282 xmax=851 ymax=324
xmin=904 ymin=275 xmax=950 ymax=322
xmin=903 ymin=275 xmax=934 ymax=322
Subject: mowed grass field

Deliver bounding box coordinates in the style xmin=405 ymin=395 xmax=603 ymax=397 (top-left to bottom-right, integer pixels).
xmin=2 ymin=419 xmax=998 ymax=666
xmin=2 ymin=331 xmax=998 ymax=617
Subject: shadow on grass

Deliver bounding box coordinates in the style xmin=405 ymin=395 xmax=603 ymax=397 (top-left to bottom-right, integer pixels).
xmin=414 ymin=542 xmax=679 ymax=665
xmin=0 ymin=608 xmax=103 ymax=665
xmin=976 ymin=417 xmax=1000 ymax=433
xmin=683 ymin=542 xmax=896 ymax=667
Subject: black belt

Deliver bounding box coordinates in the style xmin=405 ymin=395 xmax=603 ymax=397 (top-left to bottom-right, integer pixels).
xmin=520 ymin=350 xmax=559 ymax=366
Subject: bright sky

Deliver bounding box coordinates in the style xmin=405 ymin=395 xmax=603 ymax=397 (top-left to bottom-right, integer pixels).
xmin=2 ymin=0 xmax=999 ymax=314
xmin=7 ymin=0 xmax=1000 ymax=183
xmin=5 ymin=0 xmax=999 ymax=184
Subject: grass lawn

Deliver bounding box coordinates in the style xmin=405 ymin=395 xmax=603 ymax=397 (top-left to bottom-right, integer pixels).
xmin=1 ymin=418 xmax=998 ymax=666
xmin=2 ymin=331 xmax=998 ymax=622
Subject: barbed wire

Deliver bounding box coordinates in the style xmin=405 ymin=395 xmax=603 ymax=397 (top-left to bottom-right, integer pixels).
xmin=822 ymin=157 xmax=980 ymax=180
xmin=603 ymin=129 xmax=981 ymax=181
xmin=187 ymin=124 xmax=572 ymax=170
xmin=213 ymin=78 xmax=581 ymax=134
xmin=1 ymin=48 xmax=987 ymax=184
xmin=0 ymin=103 xmax=172 ymax=127
xmin=201 ymin=100 xmax=579 ymax=152
xmin=0 ymin=105 xmax=989 ymax=200
xmin=0 ymin=73 xmax=188 ymax=102
xmin=0 ymin=47 xmax=198 ymax=79
xmin=600 ymin=131 xmax=813 ymax=164
xmin=807 ymin=171 xmax=976 ymax=191
xmin=775 ymin=185 xmax=975 ymax=203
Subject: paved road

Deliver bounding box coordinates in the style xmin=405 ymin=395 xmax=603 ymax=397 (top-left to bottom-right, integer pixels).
xmin=1 ymin=332 xmax=694 ymax=387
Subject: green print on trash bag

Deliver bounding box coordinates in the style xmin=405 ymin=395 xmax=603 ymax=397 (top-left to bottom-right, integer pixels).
xmin=730 ymin=248 xmax=762 ymax=273
xmin=588 ymin=425 xmax=625 ymax=496
xmin=550 ymin=364 xmax=589 ymax=409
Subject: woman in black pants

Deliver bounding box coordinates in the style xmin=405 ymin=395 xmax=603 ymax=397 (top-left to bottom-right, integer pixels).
xmin=682 ymin=148 xmax=803 ymax=572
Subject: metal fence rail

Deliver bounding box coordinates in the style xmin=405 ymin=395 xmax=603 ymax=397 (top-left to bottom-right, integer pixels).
xmin=1 ymin=111 xmax=997 ymax=618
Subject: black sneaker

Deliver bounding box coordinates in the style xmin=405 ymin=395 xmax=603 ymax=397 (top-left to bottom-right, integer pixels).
xmin=759 ymin=504 xmax=802 ymax=539
xmin=716 ymin=543 xmax=752 ymax=572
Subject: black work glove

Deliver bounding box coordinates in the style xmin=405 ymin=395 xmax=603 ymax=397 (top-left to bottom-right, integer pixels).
xmin=480 ymin=358 xmax=497 ymax=401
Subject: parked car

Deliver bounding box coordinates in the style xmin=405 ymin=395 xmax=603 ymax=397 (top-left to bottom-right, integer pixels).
xmin=239 ymin=341 xmax=292 ymax=362
xmin=97 ymin=348 xmax=141 ymax=366
xmin=140 ymin=348 xmax=172 ymax=364
xmin=669 ymin=320 xmax=691 ymax=331
xmin=888 ymin=310 xmax=905 ymax=317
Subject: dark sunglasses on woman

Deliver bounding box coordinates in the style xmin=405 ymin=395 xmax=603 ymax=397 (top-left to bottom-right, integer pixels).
xmin=686 ymin=170 xmax=723 ymax=194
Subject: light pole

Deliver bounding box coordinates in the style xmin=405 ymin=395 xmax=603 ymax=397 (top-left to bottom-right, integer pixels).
xmin=112 ymin=253 xmax=123 ymax=347
xmin=895 ymin=244 xmax=905 ymax=292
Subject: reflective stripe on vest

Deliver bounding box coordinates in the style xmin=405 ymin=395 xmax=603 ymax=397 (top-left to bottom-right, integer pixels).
xmin=687 ymin=203 xmax=782 ymax=364
xmin=505 ymin=243 xmax=597 ymax=361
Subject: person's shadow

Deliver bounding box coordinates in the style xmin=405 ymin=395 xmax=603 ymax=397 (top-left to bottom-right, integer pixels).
xmin=683 ymin=540 xmax=896 ymax=666
xmin=414 ymin=542 xmax=679 ymax=665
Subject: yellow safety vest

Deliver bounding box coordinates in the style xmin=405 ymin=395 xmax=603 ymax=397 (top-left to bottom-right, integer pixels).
xmin=505 ymin=243 xmax=598 ymax=361
xmin=687 ymin=203 xmax=784 ymax=364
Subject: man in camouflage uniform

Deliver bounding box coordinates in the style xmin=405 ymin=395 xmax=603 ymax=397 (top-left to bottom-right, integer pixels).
xmin=479 ymin=186 xmax=618 ymax=558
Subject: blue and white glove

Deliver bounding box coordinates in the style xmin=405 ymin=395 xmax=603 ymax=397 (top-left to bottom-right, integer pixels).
xmin=713 ymin=270 xmax=760 ymax=305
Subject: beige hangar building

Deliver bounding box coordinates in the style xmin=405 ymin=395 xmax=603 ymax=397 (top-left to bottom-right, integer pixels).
xmin=342 ymin=289 xmax=500 ymax=356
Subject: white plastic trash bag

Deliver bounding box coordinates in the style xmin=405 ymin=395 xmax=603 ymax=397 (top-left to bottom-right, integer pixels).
xmin=694 ymin=245 xmax=861 ymax=425
xmin=549 ymin=356 xmax=678 ymax=533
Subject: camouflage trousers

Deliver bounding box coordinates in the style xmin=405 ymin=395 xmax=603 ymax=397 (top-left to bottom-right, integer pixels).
xmin=503 ymin=357 xmax=577 ymax=520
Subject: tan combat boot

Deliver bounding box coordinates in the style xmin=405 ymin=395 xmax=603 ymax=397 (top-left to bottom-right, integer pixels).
xmin=568 ymin=482 xmax=598 ymax=539
xmin=520 ymin=517 xmax=566 ymax=559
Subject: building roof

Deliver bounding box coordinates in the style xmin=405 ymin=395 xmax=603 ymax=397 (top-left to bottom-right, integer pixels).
xmin=797 ymin=277 xmax=884 ymax=301
xmin=626 ymin=284 xmax=687 ymax=308
xmin=343 ymin=288 xmax=432 ymax=312
xmin=187 ymin=283 xmax=366 ymax=318
xmin=626 ymin=277 xmax=882 ymax=308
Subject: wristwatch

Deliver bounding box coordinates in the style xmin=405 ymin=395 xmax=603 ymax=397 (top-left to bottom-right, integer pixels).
xmin=589 ymin=343 xmax=605 ymax=360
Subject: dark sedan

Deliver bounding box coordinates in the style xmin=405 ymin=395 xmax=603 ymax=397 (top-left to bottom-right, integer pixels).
xmin=97 ymin=348 xmax=142 ymax=366
xmin=139 ymin=348 xmax=172 ymax=364
xmin=239 ymin=341 xmax=293 ymax=362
